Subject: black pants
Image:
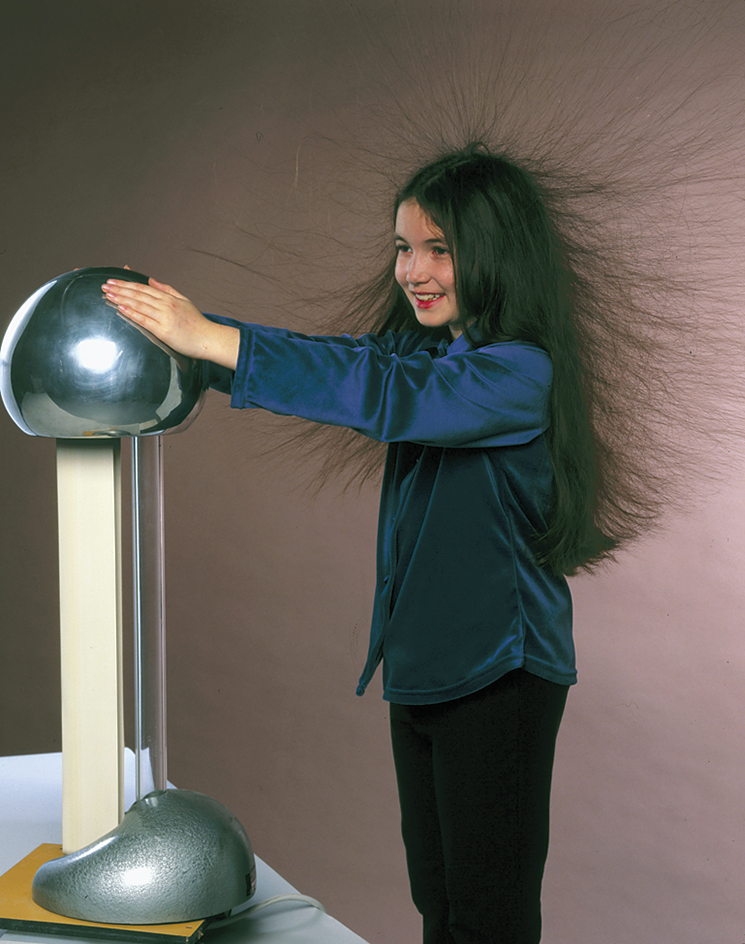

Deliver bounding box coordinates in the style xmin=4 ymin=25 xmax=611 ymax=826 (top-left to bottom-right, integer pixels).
xmin=389 ymin=669 xmax=569 ymax=944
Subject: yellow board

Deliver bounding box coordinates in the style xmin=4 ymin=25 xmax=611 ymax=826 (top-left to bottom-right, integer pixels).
xmin=0 ymin=845 xmax=209 ymax=944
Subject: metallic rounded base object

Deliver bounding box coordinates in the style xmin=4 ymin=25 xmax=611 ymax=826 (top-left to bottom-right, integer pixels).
xmin=0 ymin=267 xmax=207 ymax=438
xmin=32 ymin=789 xmax=257 ymax=925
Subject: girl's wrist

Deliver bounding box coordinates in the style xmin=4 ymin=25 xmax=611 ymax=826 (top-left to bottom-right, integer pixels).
xmin=206 ymin=323 xmax=240 ymax=370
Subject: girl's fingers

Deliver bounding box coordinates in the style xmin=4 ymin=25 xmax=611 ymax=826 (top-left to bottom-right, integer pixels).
xmin=104 ymin=281 xmax=167 ymax=309
xmin=148 ymin=277 xmax=187 ymax=300
xmin=103 ymin=285 xmax=171 ymax=326
xmin=104 ymin=278 xmax=161 ymax=297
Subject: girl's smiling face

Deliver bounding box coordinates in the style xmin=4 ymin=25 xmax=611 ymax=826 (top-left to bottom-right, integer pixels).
xmin=394 ymin=199 xmax=463 ymax=339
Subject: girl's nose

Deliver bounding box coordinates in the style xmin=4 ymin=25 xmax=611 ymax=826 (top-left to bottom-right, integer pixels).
xmin=406 ymin=252 xmax=429 ymax=285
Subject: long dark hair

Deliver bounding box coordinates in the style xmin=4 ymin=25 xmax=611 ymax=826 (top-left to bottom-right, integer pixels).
xmin=367 ymin=145 xmax=612 ymax=574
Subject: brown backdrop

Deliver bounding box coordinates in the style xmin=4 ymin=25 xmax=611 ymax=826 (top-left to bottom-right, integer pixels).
xmin=2 ymin=2 xmax=745 ymax=942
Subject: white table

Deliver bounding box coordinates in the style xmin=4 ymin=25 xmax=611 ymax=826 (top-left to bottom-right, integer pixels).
xmin=0 ymin=753 xmax=369 ymax=944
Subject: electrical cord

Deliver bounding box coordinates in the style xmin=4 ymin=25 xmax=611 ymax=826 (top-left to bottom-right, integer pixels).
xmin=208 ymin=893 xmax=327 ymax=928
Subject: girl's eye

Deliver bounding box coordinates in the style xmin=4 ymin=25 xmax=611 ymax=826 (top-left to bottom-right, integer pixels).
xmin=395 ymin=244 xmax=411 ymax=254
xmin=432 ymin=246 xmax=449 ymax=256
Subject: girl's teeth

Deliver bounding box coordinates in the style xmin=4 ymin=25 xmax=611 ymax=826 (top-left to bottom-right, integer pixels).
xmin=416 ymin=293 xmax=441 ymax=300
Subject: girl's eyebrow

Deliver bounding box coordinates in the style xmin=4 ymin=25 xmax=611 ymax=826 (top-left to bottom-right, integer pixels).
xmin=394 ymin=235 xmax=447 ymax=245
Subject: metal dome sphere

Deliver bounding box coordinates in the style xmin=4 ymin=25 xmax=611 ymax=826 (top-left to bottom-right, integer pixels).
xmin=0 ymin=267 xmax=207 ymax=438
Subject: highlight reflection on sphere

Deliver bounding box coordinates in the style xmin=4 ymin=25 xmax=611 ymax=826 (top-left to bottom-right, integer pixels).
xmin=75 ymin=338 xmax=120 ymax=373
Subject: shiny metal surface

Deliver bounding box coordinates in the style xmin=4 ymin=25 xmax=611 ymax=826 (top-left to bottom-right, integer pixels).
xmin=132 ymin=436 xmax=168 ymax=799
xmin=32 ymin=788 xmax=257 ymax=924
xmin=0 ymin=267 xmax=207 ymax=438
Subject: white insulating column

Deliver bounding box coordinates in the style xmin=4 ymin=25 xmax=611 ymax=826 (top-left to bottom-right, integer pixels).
xmin=57 ymin=439 xmax=124 ymax=853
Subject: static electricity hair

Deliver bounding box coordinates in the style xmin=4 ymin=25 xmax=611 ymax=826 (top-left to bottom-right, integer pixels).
xmin=294 ymin=145 xmax=617 ymax=574
xmin=376 ymin=145 xmax=614 ymax=574
xmin=282 ymin=139 xmax=732 ymax=576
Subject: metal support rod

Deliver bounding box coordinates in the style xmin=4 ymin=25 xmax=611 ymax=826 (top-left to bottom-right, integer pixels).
xmin=131 ymin=435 xmax=167 ymax=799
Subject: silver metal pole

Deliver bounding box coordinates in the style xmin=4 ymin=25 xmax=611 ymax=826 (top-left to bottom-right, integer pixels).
xmin=131 ymin=435 xmax=167 ymax=798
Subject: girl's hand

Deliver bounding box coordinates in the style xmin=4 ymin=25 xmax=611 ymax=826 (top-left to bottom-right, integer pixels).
xmin=102 ymin=277 xmax=239 ymax=369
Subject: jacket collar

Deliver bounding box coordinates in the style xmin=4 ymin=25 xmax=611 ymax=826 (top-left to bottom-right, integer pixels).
xmin=442 ymin=324 xmax=483 ymax=355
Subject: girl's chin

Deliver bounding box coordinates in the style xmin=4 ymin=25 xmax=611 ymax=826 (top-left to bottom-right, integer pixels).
xmin=414 ymin=311 xmax=457 ymax=328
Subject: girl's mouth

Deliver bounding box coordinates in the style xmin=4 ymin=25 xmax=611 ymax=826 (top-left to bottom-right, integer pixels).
xmin=413 ymin=292 xmax=444 ymax=309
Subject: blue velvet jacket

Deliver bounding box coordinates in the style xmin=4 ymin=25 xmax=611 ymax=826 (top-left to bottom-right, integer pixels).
xmin=207 ymin=316 xmax=575 ymax=705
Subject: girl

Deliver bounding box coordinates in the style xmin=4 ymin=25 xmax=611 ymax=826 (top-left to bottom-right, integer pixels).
xmin=103 ymin=145 xmax=614 ymax=944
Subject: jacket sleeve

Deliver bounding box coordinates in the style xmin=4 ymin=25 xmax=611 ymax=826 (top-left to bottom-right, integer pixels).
xmin=204 ymin=315 xmax=409 ymax=394
xmin=207 ymin=316 xmax=552 ymax=448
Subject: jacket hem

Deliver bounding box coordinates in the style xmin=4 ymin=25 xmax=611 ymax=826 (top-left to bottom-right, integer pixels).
xmin=380 ymin=656 xmax=576 ymax=705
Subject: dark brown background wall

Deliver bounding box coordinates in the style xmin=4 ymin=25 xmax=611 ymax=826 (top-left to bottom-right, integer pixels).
xmin=2 ymin=3 xmax=745 ymax=942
